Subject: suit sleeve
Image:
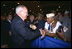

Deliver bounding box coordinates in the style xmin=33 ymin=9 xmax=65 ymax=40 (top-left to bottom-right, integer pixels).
xmin=13 ymin=21 xmax=41 ymax=40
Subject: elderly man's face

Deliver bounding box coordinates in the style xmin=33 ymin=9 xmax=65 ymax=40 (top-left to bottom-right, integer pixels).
xmin=47 ymin=17 xmax=54 ymax=24
xmin=19 ymin=7 xmax=28 ymax=20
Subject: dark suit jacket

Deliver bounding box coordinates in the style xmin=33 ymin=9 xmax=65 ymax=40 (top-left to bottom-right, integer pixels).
xmin=11 ymin=16 xmax=41 ymax=47
xmin=37 ymin=20 xmax=45 ymax=29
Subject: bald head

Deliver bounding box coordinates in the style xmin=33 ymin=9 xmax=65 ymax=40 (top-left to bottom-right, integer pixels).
xmin=15 ymin=5 xmax=28 ymax=20
xmin=16 ymin=5 xmax=27 ymax=14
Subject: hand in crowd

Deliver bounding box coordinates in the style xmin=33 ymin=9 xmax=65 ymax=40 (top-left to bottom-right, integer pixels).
xmin=30 ymin=24 xmax=37 ymax=30
xmin=63 ymin=26 xmax=68 ymax=32
xmin=39 ymin=29 xmax=46 ymax=37
xmin=44 ymin=29 xmax=49 ymax=33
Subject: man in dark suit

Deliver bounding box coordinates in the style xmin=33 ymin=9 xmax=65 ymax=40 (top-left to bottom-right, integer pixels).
xmin=11 ymin=5 xmax=44 ymax=48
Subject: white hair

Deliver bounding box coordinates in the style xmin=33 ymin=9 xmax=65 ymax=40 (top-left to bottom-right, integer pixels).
xmin=15 ymin=5 xmax=27 ymax=14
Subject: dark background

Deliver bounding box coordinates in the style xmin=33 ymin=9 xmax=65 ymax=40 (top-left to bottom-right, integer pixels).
xmin=1 ymin=1 xmax=71 ymax=16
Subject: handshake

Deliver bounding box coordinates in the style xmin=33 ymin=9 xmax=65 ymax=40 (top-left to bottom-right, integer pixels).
xmin=30 ymin=24 xmax=46 ymax=39
xmin=39 ymin=29 xmax=46 ymax=39
xmin=30 ymin=24 xmax=37 ymax=30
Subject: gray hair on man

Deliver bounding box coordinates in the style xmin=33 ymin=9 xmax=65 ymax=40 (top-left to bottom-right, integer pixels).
xmin=15 ymin=5 xmax=27 ymax=14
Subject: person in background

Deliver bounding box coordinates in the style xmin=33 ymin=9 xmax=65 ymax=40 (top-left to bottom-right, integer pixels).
xmin=6 ymin=14 xmax=12 ymax=23
xmin=26 ymin=14 xmax=38 ymax=31
xmin=29 ymin=15 xmax=35 ymax=24
xmin=56 ymin=11 xmax=71 ymax=42
xmin=5 ymin=14 xmax=13 ymax=47
xmin=1 ymin=16 xmax=10 ymax=48
xmin=62 ymin=11 xmax=71 ymax=43
xmin=37 ymin=13 xmax=46 ymax=29
xmin=56 ymin=12 xmax=62 ymax=21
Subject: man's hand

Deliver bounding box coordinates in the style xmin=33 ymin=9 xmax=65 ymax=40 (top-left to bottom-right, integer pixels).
xmin=44 ymin=29 xmax=56 ymax=37
xmin=63 ymin=26 xmax=68 ymax=32
xmin=44 ymin=29 xmax=49 ymax=33
xmin=39 ymin=29 xmax=46 ymax=36
xmin=30 ymin=24 xmax=37 ymax=30
xmin=39 ymin=29 xmax=46 ymax=39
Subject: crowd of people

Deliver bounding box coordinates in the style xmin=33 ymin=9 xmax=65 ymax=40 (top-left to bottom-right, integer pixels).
xmin=1 ymin=5 xmax=71 ymax=48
